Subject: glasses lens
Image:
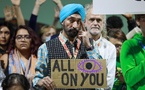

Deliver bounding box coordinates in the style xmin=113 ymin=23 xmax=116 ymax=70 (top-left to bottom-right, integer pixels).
xmin=16 ymin=35 xmax=31 ymax=41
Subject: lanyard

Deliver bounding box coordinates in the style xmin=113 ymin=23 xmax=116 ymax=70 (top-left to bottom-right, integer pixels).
xmin=93 ymin=40 xmax=103 ymax=59
xmin=59 ymin=36 xmax=81 ymax=59
xmin=138 ymin=40 xmax=145 ymax=50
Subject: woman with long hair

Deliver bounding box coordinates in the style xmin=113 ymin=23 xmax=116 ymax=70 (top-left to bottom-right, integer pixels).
xmin=0 ymin=25 xmax=41 ymax=89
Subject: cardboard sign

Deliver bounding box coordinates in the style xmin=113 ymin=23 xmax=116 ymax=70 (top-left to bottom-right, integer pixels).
xmin=51 ymin=59 xmax=107 ymax=89
xmin=93 ymin=0 xmax=145 ymax=14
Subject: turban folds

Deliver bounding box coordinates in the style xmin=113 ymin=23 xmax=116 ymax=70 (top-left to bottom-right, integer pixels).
xmin=60 ymin=3 xmax=85 ymax=23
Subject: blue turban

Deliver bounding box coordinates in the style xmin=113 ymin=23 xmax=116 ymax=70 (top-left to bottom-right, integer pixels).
xmin=60 ymin=3 xmax=86 ymax=23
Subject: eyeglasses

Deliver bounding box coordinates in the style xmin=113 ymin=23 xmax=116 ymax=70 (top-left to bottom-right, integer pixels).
xmin=16 ymin=35 xmax=31 ymax=41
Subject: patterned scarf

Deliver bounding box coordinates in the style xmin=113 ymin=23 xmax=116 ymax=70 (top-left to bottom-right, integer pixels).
xmin=8 ymin=49 xmax=37 ymax=77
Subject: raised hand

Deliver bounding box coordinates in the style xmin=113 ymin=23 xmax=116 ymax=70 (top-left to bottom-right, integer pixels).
xmin=122 ymin=14 xmax=133 ymax=20
xmin=52 ymin=7 xmax=60 ymax=26
xmin=52 ymin=0 xmax=63 ymax=10
xmin=35 ymin=0 xmax=46 ymax=6
xmin=52 ymin=0 xmax=61 ymax=5
xmin=11 ymin=0 xmax=25 ymax=26
xmin=3 ymin=6 xmax=13 ymax=21
xmin=11 ymin=0 xmax=20 ymax=6
xmin=11 ymin=6 xmax=17 ymax=18
xmin=54 ymin=7 xmax=59 ymax=19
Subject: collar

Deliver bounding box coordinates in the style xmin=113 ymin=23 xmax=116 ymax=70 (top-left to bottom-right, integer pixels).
xmin=93 ymin=35 xmax=102 ymax=47
xmin=59 ymin=32 xmax=68 ymax=43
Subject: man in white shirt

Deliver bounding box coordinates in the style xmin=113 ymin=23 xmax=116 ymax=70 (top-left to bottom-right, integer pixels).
xmin=84 ymin=4 xmax=116 ymax=90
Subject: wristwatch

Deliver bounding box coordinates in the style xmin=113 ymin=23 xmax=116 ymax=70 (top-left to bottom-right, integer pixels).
xmin=86 ymin=45 xmax=94 ymax=51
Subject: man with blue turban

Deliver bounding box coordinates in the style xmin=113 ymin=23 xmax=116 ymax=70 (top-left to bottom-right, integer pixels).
xmin=33 ymin=3 xmax=98 ymax=90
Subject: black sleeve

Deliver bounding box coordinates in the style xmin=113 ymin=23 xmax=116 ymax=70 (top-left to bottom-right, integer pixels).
xmin=127 ymin=19 xmax=137 ymax=32
xmin=28 ymin=14 xmax=37 ymax=31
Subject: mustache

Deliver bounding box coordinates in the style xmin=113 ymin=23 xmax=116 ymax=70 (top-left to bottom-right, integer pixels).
xmin=69 ymin=28 xmax=79 ymax=31
xmin=91 ymin=27 xmax=99 ymax=29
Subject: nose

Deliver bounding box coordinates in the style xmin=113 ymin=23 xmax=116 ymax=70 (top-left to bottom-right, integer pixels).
xmin=21 ymin=37 xmax=25 ymax=41
xmin=72 ymin=21 xmax=78 ymax=28
xmin=1 ymin=33 xmax=5 ymax=38
xmin=93 ymin=20 xmax=98 ymax=25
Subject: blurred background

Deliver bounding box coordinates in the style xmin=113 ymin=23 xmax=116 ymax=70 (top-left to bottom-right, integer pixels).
xmin=0 ymin=0 xmax=128 ymax=34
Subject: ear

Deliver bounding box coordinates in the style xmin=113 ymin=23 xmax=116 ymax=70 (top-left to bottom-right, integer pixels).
xmin=61 ymin=20 xmax=65 ymax=25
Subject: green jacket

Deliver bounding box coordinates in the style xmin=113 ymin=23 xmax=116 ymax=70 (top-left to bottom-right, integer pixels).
xmin=120 ymin=33 xmax=145 ymax=90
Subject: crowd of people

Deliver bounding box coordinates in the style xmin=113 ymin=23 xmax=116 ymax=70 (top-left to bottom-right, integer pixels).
xmin=0 ymin=0 xmax=145 ymax=90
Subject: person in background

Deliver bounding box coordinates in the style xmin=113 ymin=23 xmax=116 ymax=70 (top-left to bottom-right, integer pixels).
xmin=48 ymin=0 xmax=63 ymax=40
xmin=40 ymin=25 xmax=56 ymax=43
xmin=106 ymin=15 xmax=123 ymax=32
xmin=33 ymin=3 xmax=99 ymax=90
xmin=2 ymin=0 xmax=25 ymax=37
xmin=0 ymin=60 xmax=5 ymax=90
xmin=3 ymin=4 xmax=18 ymax=30
xmin=120 ymin=14 xmax=145 ymax=90
xmin=0 ymin=25 xmax=41 ymax=89
xmin=29 ymin=0 xmax=46 ymax=31
xmin=1 ymin=73 xmax=30 ymax=90
xmin=84 ymin=4 xmax=116 ymax=90
xmin=29 ymin=0 xmax=62 ymax=42
xmin=126 ymin=14 xmax=142 ymax=39
xmin=107 ymin=29 xmax=127 ymax=90
xmin=122 ymin=14 xmax=137 ymax=32
xmin=106 ymin=14 xmax=137 ymax=38
xmin=52 ymin=0 xmax=63 ymax=26
xmin=0 ymin=22 xmax=12 ymax=57
xmin=3 ymin=5 xmax=14 ymax=22
xmin=29 ymin=0 xmax=62 ymax=31
xmin=11 ymin=0 xmax=25 ymax=26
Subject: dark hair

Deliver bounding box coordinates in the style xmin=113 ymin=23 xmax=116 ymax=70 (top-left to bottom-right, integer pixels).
xmin=0 ymin=21 xmax=14 ymax=41
xmin=107 ymin=29 xmax=127 ymax=42
xmin=1 ymin=73 xmax=30 ymax=90
xmin=135 ymin=14 xmax=145 ymax=20
xmin=106 ymin=15 xmax=123 ymax=31
xmin=7 ymin=25 xmax=41 ymax=56
xmin=0 ymin=22 xmax=14 ymax=51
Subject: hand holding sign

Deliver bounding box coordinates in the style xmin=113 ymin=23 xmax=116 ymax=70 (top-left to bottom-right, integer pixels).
xmin=37 ymin=76 xmax=56 ymax=89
